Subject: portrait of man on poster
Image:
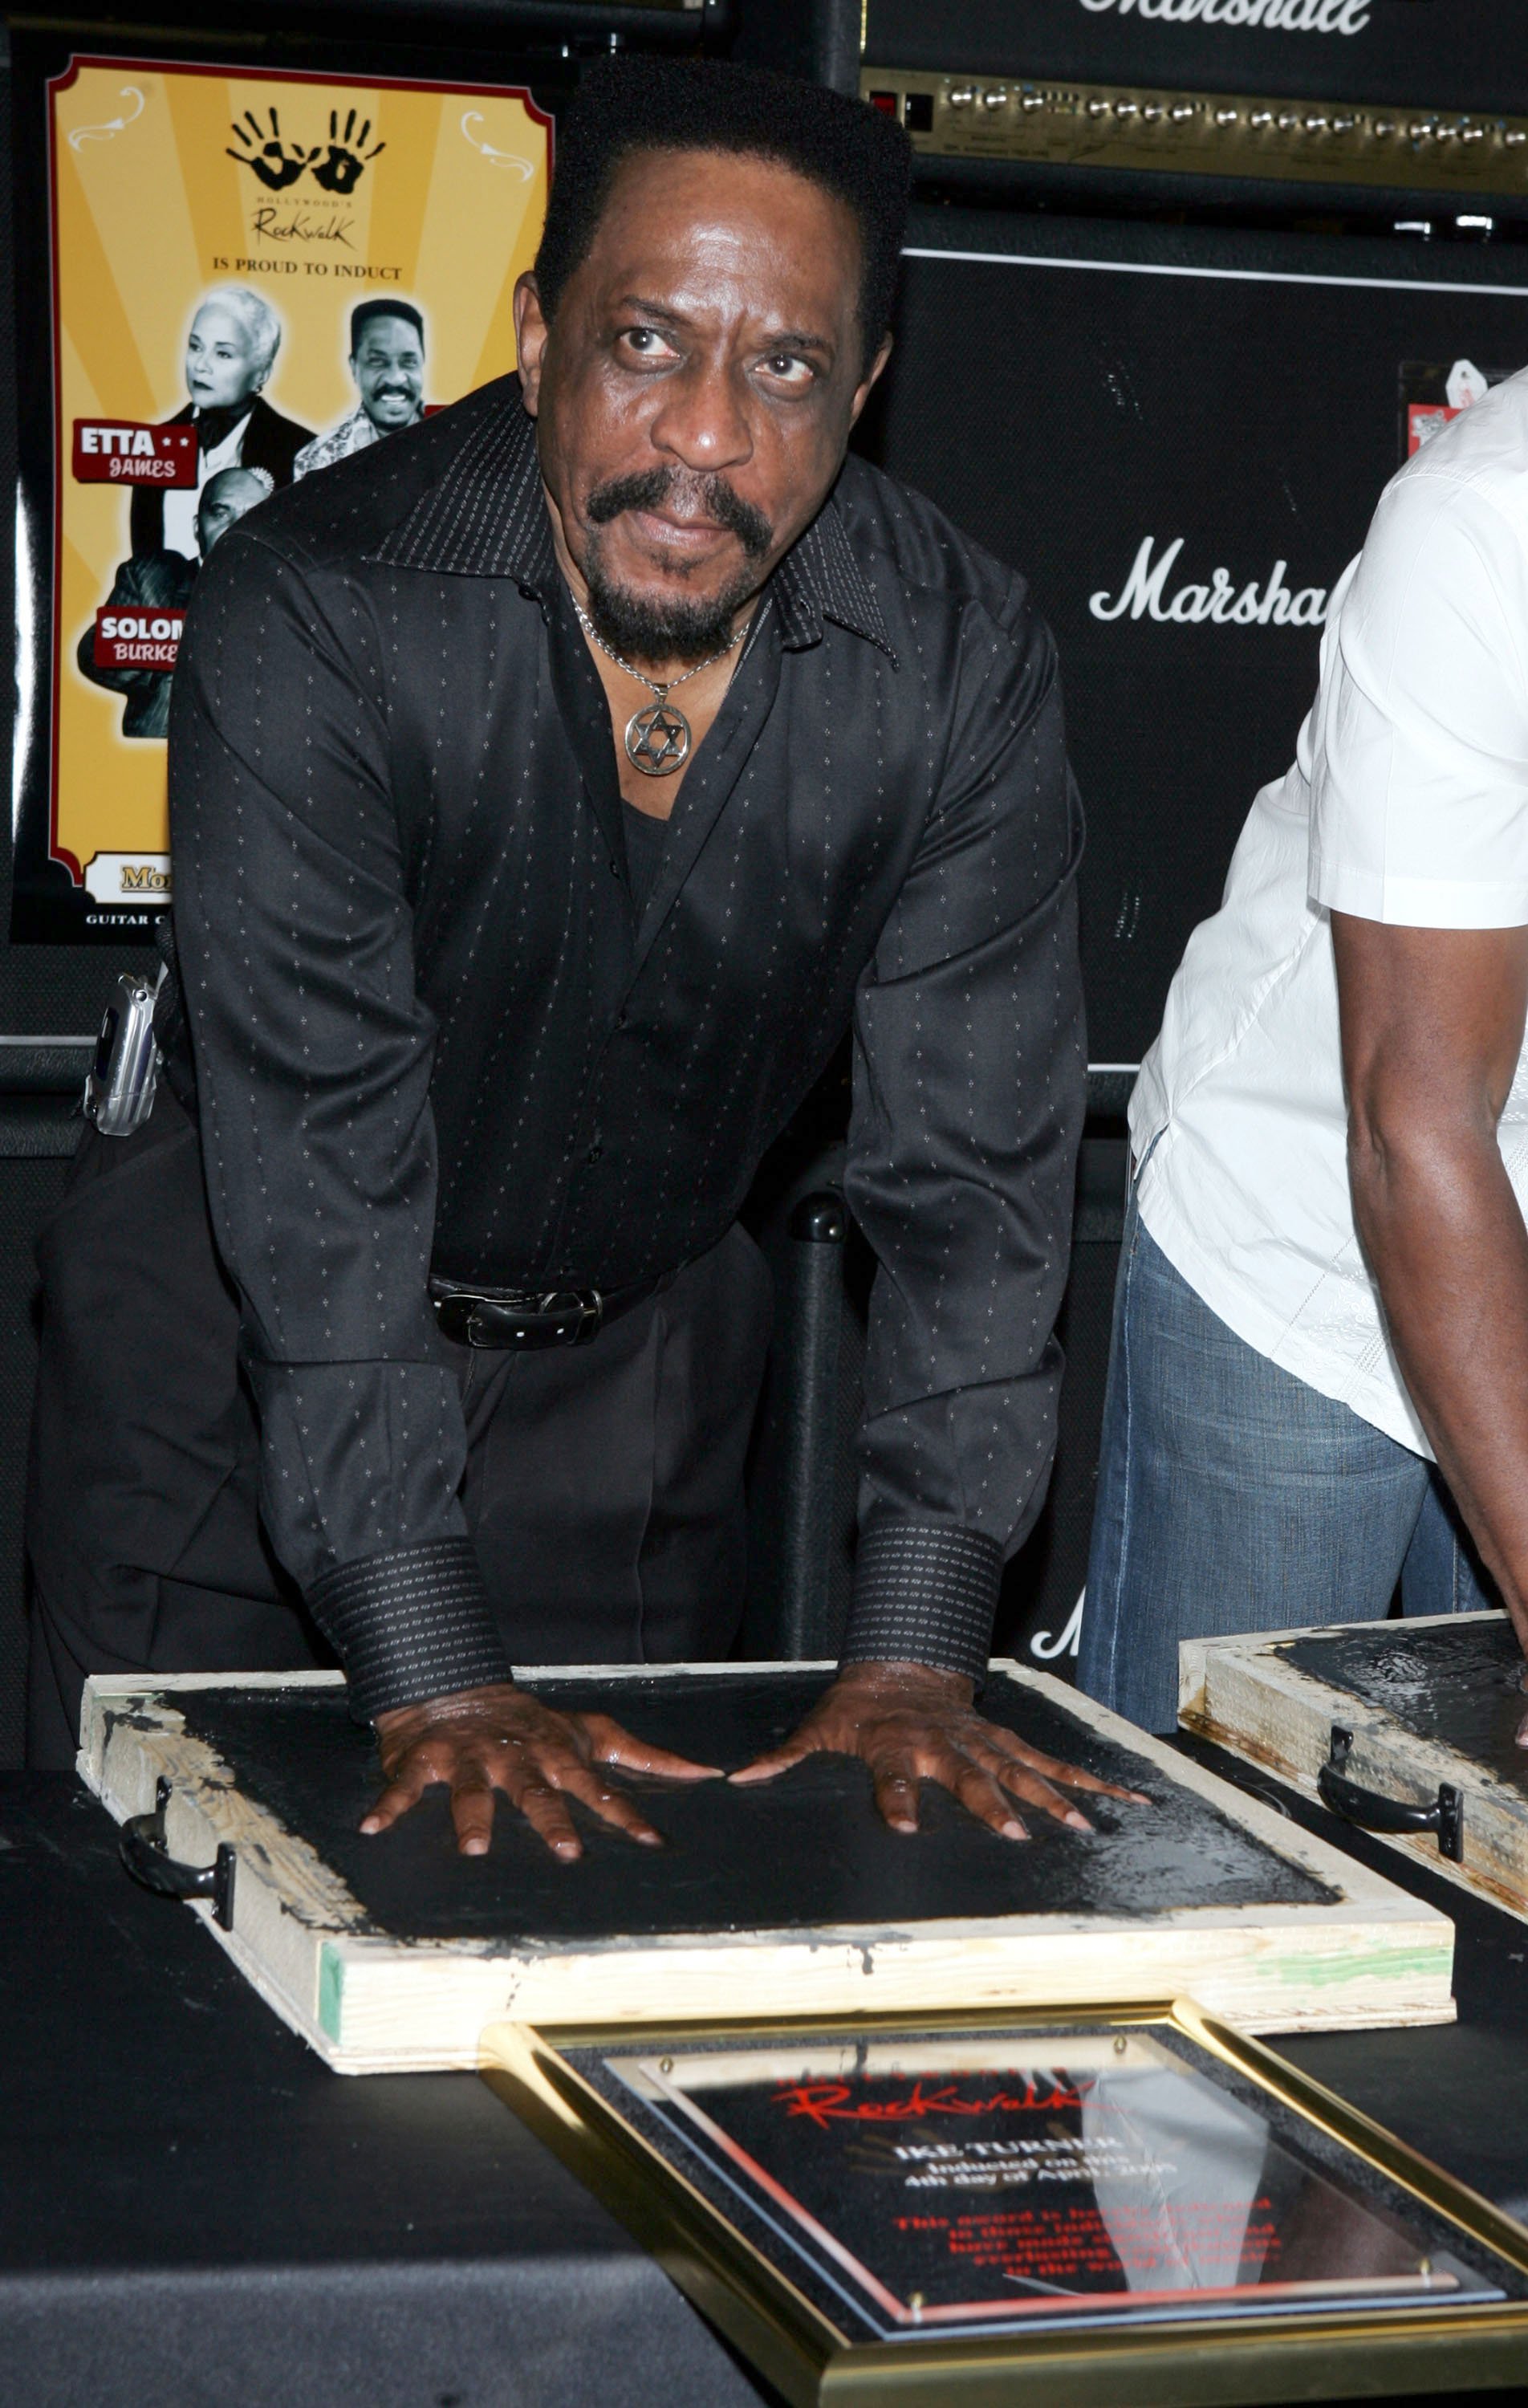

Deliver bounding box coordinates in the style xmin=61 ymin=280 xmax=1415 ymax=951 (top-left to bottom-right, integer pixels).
xmin=293 ymin=299 xmax=429 ymax=478
xmin=75 ymin=466 xmax=274 ymax=742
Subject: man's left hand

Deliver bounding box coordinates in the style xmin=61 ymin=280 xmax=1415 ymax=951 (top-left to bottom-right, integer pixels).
xmin=730 ymin=1661 xmax=1148 ymax=1837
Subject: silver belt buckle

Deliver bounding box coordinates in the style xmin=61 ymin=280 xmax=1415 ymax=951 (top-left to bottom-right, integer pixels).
xmin=449 ymin=1285 xmax=605 ymax=1348
xmin=550 ymin=1287 xmax=604 ymax=1345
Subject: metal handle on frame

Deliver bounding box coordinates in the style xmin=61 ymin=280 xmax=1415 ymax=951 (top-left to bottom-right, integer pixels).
xmin=1316 ymin=1724 xmax=1464 ymax=1863
xmin=119 ymin=1775 xmax=238 ymax=1927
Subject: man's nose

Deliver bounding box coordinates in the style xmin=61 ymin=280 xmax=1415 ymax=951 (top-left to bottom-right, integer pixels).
xmin=648 ymin=360 xmax=754 ymax=477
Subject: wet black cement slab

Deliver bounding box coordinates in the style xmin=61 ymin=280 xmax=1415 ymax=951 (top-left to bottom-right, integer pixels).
xmin=143 ymin=1672 xmax=1339 ymax=1944
xmin=1278 ymin=1617 xmax=1528 ymax=1791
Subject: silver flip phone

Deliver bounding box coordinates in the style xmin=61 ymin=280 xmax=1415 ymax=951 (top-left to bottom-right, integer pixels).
xmin=83 ymin=970 xmax=164 ymax=1137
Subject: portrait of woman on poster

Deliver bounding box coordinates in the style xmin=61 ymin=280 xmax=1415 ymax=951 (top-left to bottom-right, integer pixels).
xmin=130 ymin=284 xmax=310 ymax=562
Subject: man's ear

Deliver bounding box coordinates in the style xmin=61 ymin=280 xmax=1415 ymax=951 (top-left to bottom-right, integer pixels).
xmin=514 ymin=274 xmax=551 ymax=416
xmin=848 ymin=334 xmax=893 ymax=429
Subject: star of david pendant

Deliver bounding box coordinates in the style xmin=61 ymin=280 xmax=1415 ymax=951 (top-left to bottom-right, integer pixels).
xmin=625 ymin=701 xmax=691 ymax=777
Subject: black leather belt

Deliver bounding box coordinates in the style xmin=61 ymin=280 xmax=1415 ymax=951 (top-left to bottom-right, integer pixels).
xmin=429 ymin=1270 xmax=672 ymax=1351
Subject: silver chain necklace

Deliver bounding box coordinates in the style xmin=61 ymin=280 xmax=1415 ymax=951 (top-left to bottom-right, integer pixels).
xmin=573 ymin=598 xmax=744 ymax=778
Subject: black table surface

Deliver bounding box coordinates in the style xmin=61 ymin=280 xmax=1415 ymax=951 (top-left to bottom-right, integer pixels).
xmin=3 ymin=1753 xmax=1526 ymax=2408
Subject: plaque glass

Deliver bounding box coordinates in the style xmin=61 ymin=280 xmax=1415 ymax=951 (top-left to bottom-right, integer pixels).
xmin=482 ymin=2001 xmax=1528 ymax=2406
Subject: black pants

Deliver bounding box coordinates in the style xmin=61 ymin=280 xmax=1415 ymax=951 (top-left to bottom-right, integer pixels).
xmin=25 ymin=1092 xmax=773 ymax=1767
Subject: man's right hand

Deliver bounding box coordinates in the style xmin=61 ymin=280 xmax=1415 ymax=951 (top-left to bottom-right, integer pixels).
xmin=362 ymin=1682 xmax=721 ymax=1858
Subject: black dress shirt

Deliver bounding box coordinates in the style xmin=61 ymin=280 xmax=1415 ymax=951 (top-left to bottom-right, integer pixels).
xmin=168 ymin=376 xmax=1085 ymax=1718
xmin=621 ymin=801 xmax=668 ymax=918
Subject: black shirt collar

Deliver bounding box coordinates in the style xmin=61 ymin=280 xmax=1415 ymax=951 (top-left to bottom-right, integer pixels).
xmin=369 ymin=388 xmax=896 ymax=665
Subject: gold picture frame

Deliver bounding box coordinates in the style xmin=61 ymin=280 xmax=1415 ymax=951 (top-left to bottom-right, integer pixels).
xmin=481 ymin=1999 xmax=1528 ymax=2407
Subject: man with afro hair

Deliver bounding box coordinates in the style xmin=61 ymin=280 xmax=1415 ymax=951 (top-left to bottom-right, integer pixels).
xmin=31 ymin=58 xmax=1130 ymax=1861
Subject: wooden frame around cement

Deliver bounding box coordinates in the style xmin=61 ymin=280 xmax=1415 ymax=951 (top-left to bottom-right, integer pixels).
xmin=1181 ymin=1610 xmax=1528 ymax=1926
xmin=79 ymin=1660 xmax=1455 ymax=2073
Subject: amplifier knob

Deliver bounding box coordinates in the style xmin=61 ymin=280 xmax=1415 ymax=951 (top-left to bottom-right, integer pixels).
xmin=1461 ymin=124 xmax=1485 ymax=143
xmin=1506 ymin=128 xmax=1527 ymax=147
xmin=1087 ymin=98 xmax=1111 ymax=118
xmin=1331 ymin=116 xmax=1356 ymax=134
xmin=1020 ymin=93 xmax=1046 ymax=112
xmin=948 ymin=87 xmax=974 ymax=109
xmin=1170 ymin=103 xmax=1196 ymax=124
xmin=1409 ymin=120 xmax=1437 ymax=140
xmin=1250 ymin=110 xmax=1273 ymax=129
xmin=982 ymin=87 xmax=1009 ymax=110
xmin=1278 ymin=111 xmax=1302 ymax=131
xmin=1140 ymin=102 xmax=1164 ymax=122
xmin=1303 ymin=114 xmax=1328 ymax=133
xmin=1373 ymin=120 xmax=1395 ymax=136
xmin=1113 ymin=100 xmax=1139 ymax=119
xmin=1434 ymin=122 xmax=1458 ymax=142
xmin=1215 ymin=108 xmax=1239 ymax=128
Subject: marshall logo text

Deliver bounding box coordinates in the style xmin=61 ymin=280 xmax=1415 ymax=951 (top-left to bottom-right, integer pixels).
xmin=1078 ymin=0 xmax=1374 ymax=31
xmin=1089 ymin=535 xmax=1331 ymax=627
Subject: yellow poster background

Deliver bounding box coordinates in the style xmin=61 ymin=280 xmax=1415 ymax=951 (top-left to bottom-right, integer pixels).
xmin=51 ymin=57 xmax=550 ymax=891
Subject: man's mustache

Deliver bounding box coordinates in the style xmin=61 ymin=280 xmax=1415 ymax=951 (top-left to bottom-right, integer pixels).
xmin=586 ymin=467 xmax=772 ymax=561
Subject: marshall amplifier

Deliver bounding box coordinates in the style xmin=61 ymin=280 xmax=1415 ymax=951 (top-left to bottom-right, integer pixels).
xmin=855 ymin=204 xmax=1528 ymax=1065
xmin=859 ymin=0 xmax=1528 ymax=212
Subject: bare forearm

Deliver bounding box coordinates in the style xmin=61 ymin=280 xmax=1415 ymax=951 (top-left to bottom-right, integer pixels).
xmin=1351 ymin=1127 xmax=1528 ymax=1643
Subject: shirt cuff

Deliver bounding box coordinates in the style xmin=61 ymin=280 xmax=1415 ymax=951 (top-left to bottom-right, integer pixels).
xmin=1309 ymin=851 xmax=1528 ymax=929
xmin=306 ymin=1538 xmax=512 ymax=1722
xmin=839 ymin=1523 xmax=1001 ymax=1684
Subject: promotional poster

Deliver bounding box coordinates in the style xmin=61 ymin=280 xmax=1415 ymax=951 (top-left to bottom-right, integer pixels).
xmin=10 ymin=51 xmax=551 ymax=943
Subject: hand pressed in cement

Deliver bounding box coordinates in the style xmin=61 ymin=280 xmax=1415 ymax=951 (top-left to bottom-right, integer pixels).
xmin=364 ymin=1682 xmax=719 ymax=1858
xmin=730 ymin=1660 xmax=1149 ymax=1839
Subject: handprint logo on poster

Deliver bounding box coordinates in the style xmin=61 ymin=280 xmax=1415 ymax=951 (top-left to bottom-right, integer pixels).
xmin=309 ymin=108 xmax=385 ymax=195
xmin=226 ymin=107 xmax=316 ymax=192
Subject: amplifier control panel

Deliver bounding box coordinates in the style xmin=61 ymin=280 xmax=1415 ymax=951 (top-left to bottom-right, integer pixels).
xmin=862 ymin=68 xmax=1528 ymax=201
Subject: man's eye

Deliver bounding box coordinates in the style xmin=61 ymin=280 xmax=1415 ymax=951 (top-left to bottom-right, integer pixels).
xmin=621 ymin=327 xmax=677 ymax=360
xmin=761 ymin=354 xmax=814 ymax=388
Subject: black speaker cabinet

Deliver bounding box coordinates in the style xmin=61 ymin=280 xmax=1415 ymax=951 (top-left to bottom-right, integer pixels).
xmin=860 ymin=0 xmax=1528 ymax=214
xmin=0 ymin=1082 xmax=79 ymax=1767
xmin=857 ymin=205 xmax=1528 ymax=1066
xmin=865 ymin=0 xmax=1520 ymax=111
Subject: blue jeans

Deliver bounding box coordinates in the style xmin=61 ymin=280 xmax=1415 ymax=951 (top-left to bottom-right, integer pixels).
xmin=1078 ymin=1184 xmax=1495 ymax=1733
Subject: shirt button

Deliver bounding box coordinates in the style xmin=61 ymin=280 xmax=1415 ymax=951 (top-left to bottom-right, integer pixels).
xmin=587 ymin=1141 xmax=603 ymax=1164
xmin=614 ymin=1009 xmax=628 ymax=1029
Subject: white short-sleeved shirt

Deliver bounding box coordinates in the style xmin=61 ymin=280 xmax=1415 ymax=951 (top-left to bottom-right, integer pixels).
xmin=1131 ymin=365 xmax=1528 ymax=1455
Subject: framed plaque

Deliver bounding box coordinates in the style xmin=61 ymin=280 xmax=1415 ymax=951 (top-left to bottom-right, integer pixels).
xmin=482 ymin=2001 xmax=1528 ymax=2406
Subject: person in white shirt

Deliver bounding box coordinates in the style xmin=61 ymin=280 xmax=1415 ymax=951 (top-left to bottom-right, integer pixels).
xmin=1079 ymin=368 xmax=1528 ymax=1736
